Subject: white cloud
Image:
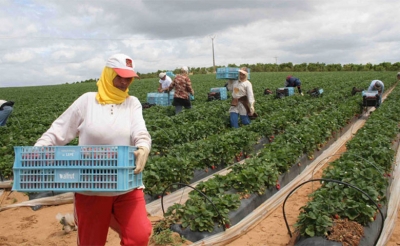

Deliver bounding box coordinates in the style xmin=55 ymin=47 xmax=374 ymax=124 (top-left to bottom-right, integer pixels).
xmin=4 ymin=50 xmax=35 ymax=62
xmin=0 ymin=0 xmax=399 ymax=87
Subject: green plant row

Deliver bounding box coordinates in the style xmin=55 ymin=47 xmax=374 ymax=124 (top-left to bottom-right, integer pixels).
xmin=142 ymin=72 xmax=396 ymax=198
xmin=156 ymin=84 xmax=370 ymax=233
xmin=143 ymin=86 xmax=350 ymax=196
xmin=294 ymin=84 xmax=400 ymax=238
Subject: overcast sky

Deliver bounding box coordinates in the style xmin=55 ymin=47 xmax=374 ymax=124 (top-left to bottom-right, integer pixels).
xmin=0 ymin=0 xmax=399 ymax=87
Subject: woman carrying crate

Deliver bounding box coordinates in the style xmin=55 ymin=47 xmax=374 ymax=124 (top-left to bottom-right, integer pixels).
xmin=34 ymin=54 xmax=152 ymax=246
xmin=227 ymin=67 xmax=255 ymax=128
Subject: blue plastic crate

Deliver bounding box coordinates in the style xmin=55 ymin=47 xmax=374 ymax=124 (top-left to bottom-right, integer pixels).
xmin=147 ymin=93 xmax=158 ymax=104
xmin=12 ymin=145 xmax=143 ymax=192
xmin=276 ymin=87 xmax=295 ymax=98
xmin=147 ymin=92 xmax=172 ymax=106
xmin=210 ymin=87 xmax=228 ymax=100
xmin=286 ymin=87 xmax=295 ymax=96
xmin=216 ymin=67 xmax=240 ymax=73
xmin=216 ymin=67 xmax=251 ymax=80
xmin=362 ymin=90 xmax=378 ymax=97
xmin=166 ymin=71 xmax=175 ymax=77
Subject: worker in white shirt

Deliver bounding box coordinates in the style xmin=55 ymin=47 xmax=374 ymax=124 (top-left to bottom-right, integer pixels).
xmin=34 ymin=54 xmax=152 ymax=246
xmin=367 ymin=80 xmax=384 ymax=107
xmin=157 ymin=72 xmax=172 ymax=93
xmin=226 ymin=67 xmax=255 ymax=128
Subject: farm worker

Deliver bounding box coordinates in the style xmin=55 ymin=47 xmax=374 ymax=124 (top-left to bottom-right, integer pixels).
xmin=367 ymin=80 xmax=384 ymax=107
xmin=285 ymin=75 xmax=303 ymax=96
xmin=157 ymin=72 xmax=172 ymax=93
xmin=397 ymin=72 xmax=400 ymax=81
xmin=34 ymin=54 xmax=152 ymax=246
xmin=227 ymin=67 xmax=255 ymax=128
xmin=168 ymin=66 xmax=194 ymax=115
xmin=0 ymin=100 xmax=14 ymax=126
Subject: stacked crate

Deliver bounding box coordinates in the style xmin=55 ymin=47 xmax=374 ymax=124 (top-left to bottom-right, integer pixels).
xmin=362 ymin=90 xmax=379 ymax=106
xmin=216 ymin=67 xmax=251 ymax=80
xmin=276 ymin=87 xmax=295 ymax=98
xmin=147 ymin=92 xmax=173 ymax=106
xmin=210 ymin=87 xmax=228 ymax=100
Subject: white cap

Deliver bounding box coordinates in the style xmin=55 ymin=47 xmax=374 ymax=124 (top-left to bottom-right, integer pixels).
xmin=397 ymin=72 xmax=400 ymax=76
xmin=181 ymin=66 xmax=189 ymax=72
xmin=105 ymin=54 xmax=138 ymax=78
xmin=159 ymin=72 xmax=166 ymax=79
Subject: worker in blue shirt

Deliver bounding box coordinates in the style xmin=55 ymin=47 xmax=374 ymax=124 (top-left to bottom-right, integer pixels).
xmin=285 ymin=75 xmax=303 ymax=96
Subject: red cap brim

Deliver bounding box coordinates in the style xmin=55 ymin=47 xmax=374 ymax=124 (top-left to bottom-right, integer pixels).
xmin=113 ymin=68 xmax=139 ymax=78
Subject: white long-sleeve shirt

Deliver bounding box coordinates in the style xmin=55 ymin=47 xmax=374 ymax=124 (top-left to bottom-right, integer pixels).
xmin=368 ymin=80 xmax=384 ymax=95
xmin=35 ymin=92 xmax=151 ymax=196
xmin=227 ymin=80 xmax=255 ymax=115
xmin=35 ymin=92 xmax=151 ymax=150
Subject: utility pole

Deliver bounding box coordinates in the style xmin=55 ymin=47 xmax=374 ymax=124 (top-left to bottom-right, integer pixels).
xmin=274 ymin=56 xmax=278 ymax=72
xmin=211 ymin=36 xmax=216 ymax=73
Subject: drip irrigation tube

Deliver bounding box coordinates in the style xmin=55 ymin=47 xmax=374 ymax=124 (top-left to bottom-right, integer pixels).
xmin=282 ymin=178 xmax=384 ymax=246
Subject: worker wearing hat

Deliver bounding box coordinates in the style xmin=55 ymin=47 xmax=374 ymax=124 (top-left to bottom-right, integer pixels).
xmin=34 ymin=53 xmax=152 ymax=245
xmin=227 ymin=67 xmax=255 ymax=128
xmin=168 ymin=66 xmax=194 ymax=114
xmin=367 ymin=80 xmax=384 ymax=107
xmin=397 ymin=72 xmax=400 ymax=81
xmin=158 ymin=72 xmax=172 ymax=93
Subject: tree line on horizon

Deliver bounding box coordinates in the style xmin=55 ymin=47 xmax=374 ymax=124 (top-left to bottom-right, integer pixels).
xmin=71 ymin=61 xmax=400 ymax=84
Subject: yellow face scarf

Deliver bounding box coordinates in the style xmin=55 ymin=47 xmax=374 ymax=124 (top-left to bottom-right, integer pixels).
xmin=96 ymin=67 xmax=134 ymax=104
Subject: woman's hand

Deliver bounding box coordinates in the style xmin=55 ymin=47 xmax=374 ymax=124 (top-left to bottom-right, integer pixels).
xmin=134 ymin=146 xmax=150 ymax=174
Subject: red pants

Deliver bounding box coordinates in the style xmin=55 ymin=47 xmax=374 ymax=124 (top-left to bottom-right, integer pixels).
xmin=74 ymin=189 xmax=152 ymax=246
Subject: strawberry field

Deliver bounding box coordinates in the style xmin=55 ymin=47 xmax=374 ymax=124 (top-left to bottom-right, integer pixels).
xmin=0 ymin=71 xmax=398 ymax=245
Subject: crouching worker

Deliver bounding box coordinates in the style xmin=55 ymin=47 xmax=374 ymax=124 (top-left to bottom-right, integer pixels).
xmin=227 ymin=67 xmax=255 ymax=128
xmin=158 ymin=72 xmax=172 ymax=93
xmin=367 ymin=80 xmax=384 ymax=107
xmin=0 ymin=100 xmax=14 ymax=126
xmin=285 ymin=75 xmax=303 ymax=96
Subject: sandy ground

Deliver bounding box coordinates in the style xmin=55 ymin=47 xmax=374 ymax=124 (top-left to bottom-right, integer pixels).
xmin=1 ymin=147 xmax=400 ymax=246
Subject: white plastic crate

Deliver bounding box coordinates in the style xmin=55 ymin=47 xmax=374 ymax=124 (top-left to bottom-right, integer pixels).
xmin=12 ymin=145 xmax=143 ymax=192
